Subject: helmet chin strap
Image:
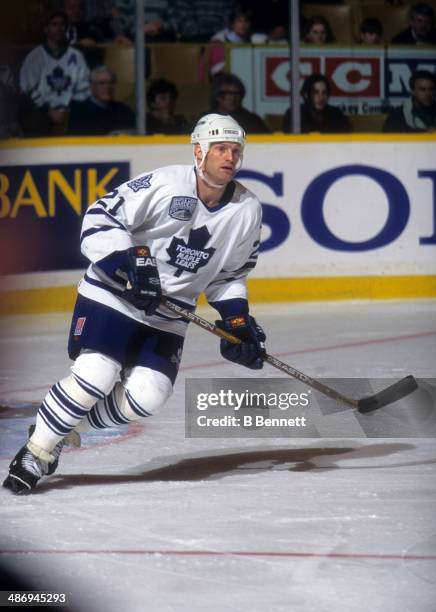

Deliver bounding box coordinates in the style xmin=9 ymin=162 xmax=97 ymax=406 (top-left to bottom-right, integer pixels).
xmin=197 ymin=165 xmax=228 ymax=189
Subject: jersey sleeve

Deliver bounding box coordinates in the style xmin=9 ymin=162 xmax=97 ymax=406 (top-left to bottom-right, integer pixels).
xmin=19 ymin=50 xmax=42 ymax=106
xmin=80 ymin=173 xmax=156 ymax=265
xmin=205 ymin=203 xmax=261 ymax=307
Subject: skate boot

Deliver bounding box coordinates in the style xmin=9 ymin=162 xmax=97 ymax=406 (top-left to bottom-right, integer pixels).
xmin=2 ymin=445 xmax=47 ymax=495
xmin=2 ymin=426 xmax=81 ymax=495
xmin=27 ymin=424 xmax=81 ymax=476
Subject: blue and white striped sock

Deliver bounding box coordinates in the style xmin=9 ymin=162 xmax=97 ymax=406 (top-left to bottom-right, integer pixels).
xmin=30 ymin=374 xmax=105 ymax=452
xmin=83 ymin=383 xmax=151 ymax=430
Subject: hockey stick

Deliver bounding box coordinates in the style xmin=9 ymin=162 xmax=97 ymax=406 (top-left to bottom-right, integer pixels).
xmin=161 ymin=297 xmax=418 ymax=414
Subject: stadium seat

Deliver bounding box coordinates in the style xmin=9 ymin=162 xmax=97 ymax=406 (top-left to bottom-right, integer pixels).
xmin=265 ymin=114 xmax=285 ymax=132
xmin=149 ymin=44 xmax=203 ymax=83
xmin=347 ymin=113 xmax=387 ymax=132
xmin=104 ymin=45 xmax=135 ymax=103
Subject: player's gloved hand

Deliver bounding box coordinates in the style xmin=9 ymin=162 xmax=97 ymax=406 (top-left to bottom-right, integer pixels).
xmin=124 ymin=246 xmax=162 ymax=315
xmin=215 ymin=314 xmax=266 ymax=370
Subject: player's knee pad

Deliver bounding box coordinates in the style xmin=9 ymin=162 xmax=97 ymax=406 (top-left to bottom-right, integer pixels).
xmin=123 ymin=366 xmax=173 ymax=419
xmin=71 ymin=350 xmax=121 ymax=400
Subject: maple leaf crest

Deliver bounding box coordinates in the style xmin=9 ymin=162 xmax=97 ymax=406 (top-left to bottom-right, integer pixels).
xmin=46 ymin=66 xmax=71 ymax=96
xmin=166 ymin=226 xmax=215 ymax=277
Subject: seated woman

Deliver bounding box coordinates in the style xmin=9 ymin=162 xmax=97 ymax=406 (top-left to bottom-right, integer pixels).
xmin=302 ymin=15 xmax=335 ymax=44
xmin=146 ymin=79 xmax=190 ymax=135
xmin=283 ymin=74 xmax=351 ymax=134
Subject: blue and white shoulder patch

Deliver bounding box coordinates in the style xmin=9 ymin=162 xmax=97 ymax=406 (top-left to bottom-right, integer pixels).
xmin=169 ymin=196 xmax=197 ymax=221
xmin=127 ymin=174 xmax=153 ymax=192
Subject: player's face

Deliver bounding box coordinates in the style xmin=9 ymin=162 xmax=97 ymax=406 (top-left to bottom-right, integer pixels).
xmin=202 ymin=142 xmax=242 ymax=183
xmin=412 ymin=78 xmax=435 ymax=108
xmin=310 ymin=82 xmax=329 ymax=111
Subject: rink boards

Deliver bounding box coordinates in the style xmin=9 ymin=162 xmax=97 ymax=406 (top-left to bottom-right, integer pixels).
xmin=0 ymin=133 xmax=435 ymax=313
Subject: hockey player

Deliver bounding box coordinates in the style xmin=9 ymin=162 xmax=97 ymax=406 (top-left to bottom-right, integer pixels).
xmin=3 ymin=113 xmax=266 ymax=495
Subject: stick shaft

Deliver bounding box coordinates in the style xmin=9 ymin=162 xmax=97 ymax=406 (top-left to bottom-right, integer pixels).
xmin=161 ymin=298 xmax=357 ymax=408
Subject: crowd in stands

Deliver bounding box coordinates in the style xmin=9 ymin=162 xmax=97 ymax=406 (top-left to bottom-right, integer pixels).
xmin=0 ymin=0 xmax=435 ymax=138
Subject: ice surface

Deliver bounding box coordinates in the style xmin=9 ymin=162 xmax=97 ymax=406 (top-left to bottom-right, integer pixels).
xmin=0 ymin=300 xmax=435 ymax=612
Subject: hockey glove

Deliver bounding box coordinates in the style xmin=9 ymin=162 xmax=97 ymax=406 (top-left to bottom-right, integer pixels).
xmin=216 ymin=315 xmax=266 ymax=370
xmin=124 ymin=246 xmax=162 ymax=315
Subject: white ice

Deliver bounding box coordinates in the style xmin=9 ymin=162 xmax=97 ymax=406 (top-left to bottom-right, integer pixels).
xmin=0 ymin=299 xmax=435 ymax=612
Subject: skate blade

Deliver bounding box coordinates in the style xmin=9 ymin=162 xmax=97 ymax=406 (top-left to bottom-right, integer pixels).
xmin=2 ymin=474 xmax=33 ymax=496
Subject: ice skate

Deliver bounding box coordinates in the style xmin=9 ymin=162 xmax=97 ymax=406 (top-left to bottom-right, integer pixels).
xmin=2 ymin=426 xmax=81 ymax=495
xmin=2 ymin=444 xmax=47 ymax=495
xmin=27 ymin=424 xmax=81 ymax=476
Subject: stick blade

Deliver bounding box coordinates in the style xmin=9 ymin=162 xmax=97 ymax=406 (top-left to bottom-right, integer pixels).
xmin=357 ymin=375 xmax=418 ymax=413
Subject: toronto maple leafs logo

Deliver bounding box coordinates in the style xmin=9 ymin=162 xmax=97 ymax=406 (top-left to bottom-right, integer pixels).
xmin=46 ymin=66 xmax=71 ymax=96
xmin=167 ymin=226 xmax=215 ymax=277
xmin=127 ymin=174 xmax=152 ymax=192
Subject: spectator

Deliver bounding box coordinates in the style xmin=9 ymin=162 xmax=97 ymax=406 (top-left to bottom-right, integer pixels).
xmin=211 ymin=3 xmax=253 ymax=43
xmin=63 ymin=0 xmax=102 ymax=46
xmin=0 ymin=64 xmax=22 ymax=138
xmin=250 ymin=0 xmax=288 ymax=38
xmin=110 ymin=0 xmax=175 ymax=43
xmin=251 ymin=21 xmax=289 ymax=44
xmin=19 ymin=11 xmax=90 ymax=136
xmin=83 ymin=0 xmax=112 ymax=24
xmin=209 ymin=4 xmax=259 ymax=75
xmin=145 ymin=78 xmax=190 ymax=135
xmin=359 ymin=18 xmax=383 ymax=45
xmin=383 ymin=70 xmax=436 ymax=132
xmin=391 ymin=3 xmax=436 ymax=45
xmin=68 ymin=65 xmax=135 ymax=135
xmin=303 ymin=16 xmax=335 ymax=44
xmin=283 ymin=74 xmax=351 ymax=133
xmin=168 ymin=0 xmax=233 ymax=42
xmin=209 ymin=72 xmax=270 ymax=134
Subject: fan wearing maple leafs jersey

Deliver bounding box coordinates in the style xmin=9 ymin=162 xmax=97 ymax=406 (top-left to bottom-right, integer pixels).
xmin=19 ymin=11 xmax=90 ymax=135
xmin=3 ymin=113 xmax=266 ymax=496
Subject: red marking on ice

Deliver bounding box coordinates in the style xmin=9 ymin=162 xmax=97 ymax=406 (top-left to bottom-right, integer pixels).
xmin=1 ymin=330 xmax=435 ymax=395
xmin=181 ymin=329 xmax=436 ymax=371
xmin=0 ymin=421 xmax=144 ymax=461
xmin=0 ymin=549 xmax=435 ymax=561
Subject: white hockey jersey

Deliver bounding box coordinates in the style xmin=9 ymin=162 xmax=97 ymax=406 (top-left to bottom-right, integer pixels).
xmin=79 ymin=165 xmax=262 ymax=337
xmin=20 ymin=44 xmax=90 ymax=109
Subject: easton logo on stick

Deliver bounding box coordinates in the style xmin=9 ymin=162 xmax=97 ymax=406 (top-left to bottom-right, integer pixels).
xmin=166 ymin=226 xmax=215 ymax=277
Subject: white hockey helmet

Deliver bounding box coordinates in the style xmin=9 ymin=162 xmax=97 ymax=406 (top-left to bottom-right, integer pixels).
xmin=191 ymin=113 xmax=245 ymax=168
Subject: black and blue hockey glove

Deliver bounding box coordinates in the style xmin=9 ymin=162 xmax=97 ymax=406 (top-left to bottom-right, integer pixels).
xmin=216 ymin=314 xmax=266 ymax=370
xmin=124 ymin=246 xmax=162 ymax=315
